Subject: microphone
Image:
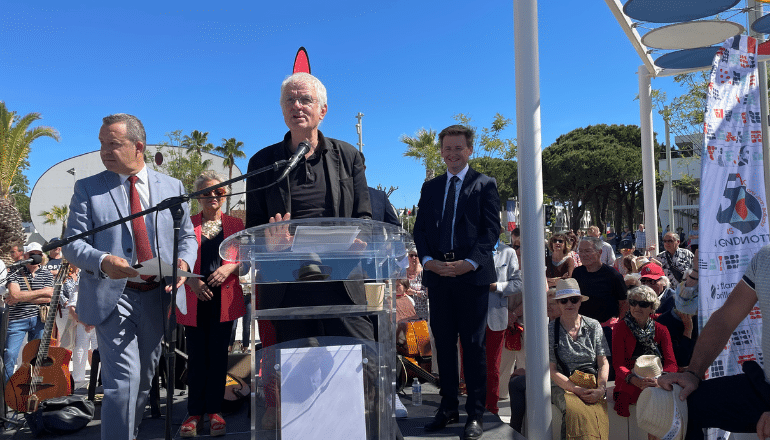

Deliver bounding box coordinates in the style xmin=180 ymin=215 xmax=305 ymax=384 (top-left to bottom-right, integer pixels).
xmin=277 ymin=141 xmax=311 ymax=182
xmin=8 ymin=254 xmax=43 ymax=269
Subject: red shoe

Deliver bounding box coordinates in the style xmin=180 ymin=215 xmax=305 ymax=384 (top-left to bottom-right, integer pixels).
xmin=209 ymin=413 xmax=226 ymax=437
xmin=181 ymin=415 xmax=201 ymax=438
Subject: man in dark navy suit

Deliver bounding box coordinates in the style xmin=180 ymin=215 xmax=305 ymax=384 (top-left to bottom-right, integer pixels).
xmin=413 ymin=124 xmax=500 ymax=440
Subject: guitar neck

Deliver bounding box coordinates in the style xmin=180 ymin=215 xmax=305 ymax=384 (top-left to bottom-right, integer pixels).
xmin=37 ymin=263 xmax=70 ymax=359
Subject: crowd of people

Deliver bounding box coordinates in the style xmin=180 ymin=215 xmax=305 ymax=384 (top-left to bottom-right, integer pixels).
xmin=0 ymin=67 xmax=764 ymax=440
xmin=504 ymin=223 xmax=704 ymax=440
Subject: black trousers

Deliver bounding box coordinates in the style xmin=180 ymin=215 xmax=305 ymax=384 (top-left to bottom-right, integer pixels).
xmin=274 ymin=281 xmax=375 ymax=343
xmin=184 ymin=293 xmax=233 ymax=416
xmin=684 ymin=372 xmax=767 ymax=440
xmin=429 ymin=278 xmax=489 ymax=418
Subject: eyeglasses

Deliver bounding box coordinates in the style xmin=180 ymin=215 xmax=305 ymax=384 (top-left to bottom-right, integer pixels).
xmin=556 ymin=297 xmax=581 ymax=305
xmin=640 ymin=278 xmax=659 ymax=286
xmin=198 ymin=188 xmax=227 ymax=198
xmin=628 ymin=299 xmax=653 ymax=308
xmin=552 ymin=239 xmax=564 ymax=244
xmin=663 ymin=240 xmax=676 ymax=243
xmin=283 ymin=95 xmax=316 ymax=107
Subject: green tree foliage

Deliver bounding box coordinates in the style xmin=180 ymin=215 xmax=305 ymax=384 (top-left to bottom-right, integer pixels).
xmin=0 ymin=103 xmax=59 ymax=255
xmin=151 ymin=129 xmax=213 ymax=213
xmin=182 ymin=130 xmax=214 ymax=156
xmin=0 ymin=102 xmax=59 ymax=198
xmin=214 ymin=137 xmax=247 ymax=213
xmin=40 ymin=204 xmax=69 ymax=238
xmin=468 ymin=157 xmax=517 ymax=205
xmin=401 ymin=128 xmax=441 ymax=180
xmin=11 ymin=158 xmax=31 ymax=221
xmin=543 ymin=124 xmax=655 ymax=233
xmin=651 ymin=71 xmax=708 ymax=154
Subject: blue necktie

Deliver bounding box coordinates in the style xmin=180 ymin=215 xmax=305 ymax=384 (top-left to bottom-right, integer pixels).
xmin=439 ymin=176 xmax=459 ymax=253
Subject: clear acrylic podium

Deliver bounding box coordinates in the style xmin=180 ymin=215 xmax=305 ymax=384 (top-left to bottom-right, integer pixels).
xmin=220 ymin=218 xmax=409 ymax=440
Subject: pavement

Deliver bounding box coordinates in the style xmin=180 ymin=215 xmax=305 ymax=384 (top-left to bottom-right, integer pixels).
xmin=0 ymin=373 xmax=516 ymax=440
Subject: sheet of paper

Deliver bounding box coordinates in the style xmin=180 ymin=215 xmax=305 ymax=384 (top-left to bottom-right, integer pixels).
xmin=290 ymin=226 xmax=360 ymax=253
xmin=128 ymin=257 xmax=200 ymax=314
xmin=130 ymin=257 xmax=200 ymax=280
xmin=280 ymin=345 xmax=367 ymax=439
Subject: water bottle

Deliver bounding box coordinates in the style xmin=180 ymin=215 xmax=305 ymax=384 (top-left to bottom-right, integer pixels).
xmin=412 ymin=378 xmax=422 ymax=406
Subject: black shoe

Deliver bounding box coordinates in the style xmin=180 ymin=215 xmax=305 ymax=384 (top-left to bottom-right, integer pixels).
xmin=423 ymin=410 xmax=460 ymax=432
xmin=463 ymin=418 xmax=484 ymax=440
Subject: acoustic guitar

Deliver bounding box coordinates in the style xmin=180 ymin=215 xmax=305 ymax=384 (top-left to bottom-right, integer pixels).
xmin=6 ymin=262 xmax=73 ymax=412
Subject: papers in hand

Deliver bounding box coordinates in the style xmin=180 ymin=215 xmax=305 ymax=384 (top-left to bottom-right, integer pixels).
xmin=130 ymin=257 xmax=201 ymax=314
xmin=291 ymin=226 xmax=360 ymax=253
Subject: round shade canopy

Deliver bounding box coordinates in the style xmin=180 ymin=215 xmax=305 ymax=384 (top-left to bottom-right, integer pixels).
xmin=624 ymin=0 xmax=739 ymax=23
xmin=654 ymin=47 xmax=720 ymax=69
xmin=752 ymin=13 xmax=770 ymax=34
xmin=642 ymin=21 xmax=743 ymax=50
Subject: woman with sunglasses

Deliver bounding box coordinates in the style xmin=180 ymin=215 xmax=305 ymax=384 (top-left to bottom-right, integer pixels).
xmin=548 ymin=278 xmax=609 ymax=440
xmin=611 ymin=285 xmax=677 ymax=436
xmin=176 ymin=171 xmax=247 ymax=437
xmin=404 ymin=246 xmax=429 ymax=321
xmin=546 ymin=233 xmax=575 ymax=288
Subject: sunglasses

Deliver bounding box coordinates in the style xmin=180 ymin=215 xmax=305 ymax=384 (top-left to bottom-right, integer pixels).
xmin=513 ymin=244 xmax=521 ymax=250
xmin=628 ymin=299 xmax=653 ymax=308
xmin=409 ymin=254 xmax=418 ymax=258
xmin=640 ymin=278 xmax=659 ymax=286
xmin=198 ymin=188 xmax=227 ymax=198
xmin=552 ymin=239 xmax=564 ymax=244
xmin=556 ymin=297 xmax=581 ymax=305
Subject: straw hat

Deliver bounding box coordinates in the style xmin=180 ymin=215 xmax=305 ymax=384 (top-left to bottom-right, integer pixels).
xmin=633 ymin=355 xmax=663 ymax=378
xmin=636 ymin=384 xmax=688 ymax=440
xmin=554 ymin=278 xmax=589 ymax=302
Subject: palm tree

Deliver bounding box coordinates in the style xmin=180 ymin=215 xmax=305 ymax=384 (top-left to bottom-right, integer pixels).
xmin=400 ymin=128 xmax=441 ymax=180
xmin=182 ymin=130 xmax=213 ymax=155
xmin=0 ymin=102 xmax=60 ymax=261
xmin=214 ymin=137 xmax=246 ymax=213
xmin=40 ymin=204 xmax=69 ymax=238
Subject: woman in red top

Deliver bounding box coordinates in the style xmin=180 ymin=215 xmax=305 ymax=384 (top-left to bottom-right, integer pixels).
xmin=612 ymin=285 xmax=678 ymax=434
xmin=176 ymin=171 xmax=246 ymax=437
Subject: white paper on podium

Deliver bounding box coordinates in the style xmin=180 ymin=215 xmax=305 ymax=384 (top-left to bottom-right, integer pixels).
xmin=128 ymin=257 xmax=201 ymax=314
xmin=279 ymin=344 xmax=366 ymax=439
xmin=290 ymin=226 xmax=360 ymax=253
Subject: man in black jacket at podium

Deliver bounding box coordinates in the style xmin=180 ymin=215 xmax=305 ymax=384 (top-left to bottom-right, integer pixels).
xmin=245 ymin=71 xmax=374 ymax=344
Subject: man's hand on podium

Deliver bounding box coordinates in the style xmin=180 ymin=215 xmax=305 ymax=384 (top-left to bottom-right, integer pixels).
xmin=266 ymin=212 xmax=294 ymax=251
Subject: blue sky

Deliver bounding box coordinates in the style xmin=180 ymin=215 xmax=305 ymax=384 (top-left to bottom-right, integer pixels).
xmin=3 ymin=0 xmax=708 ymax=212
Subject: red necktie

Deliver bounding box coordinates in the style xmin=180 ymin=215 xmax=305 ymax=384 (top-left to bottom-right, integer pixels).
xmin=128 ymin=175 xmax=154 ymax=280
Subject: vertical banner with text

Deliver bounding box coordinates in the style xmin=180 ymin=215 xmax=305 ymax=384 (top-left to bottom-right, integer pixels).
xmin=702 ymin=35 xmax=768 ymax=386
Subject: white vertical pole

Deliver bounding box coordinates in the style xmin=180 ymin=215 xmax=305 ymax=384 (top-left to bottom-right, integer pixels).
xmin=514 ymin=1 xmax=551 ymax=440
xmin=665 ymin=109 xmax=675 ymax=233
xmin=639 ymin=66 xmax=659 ymax=253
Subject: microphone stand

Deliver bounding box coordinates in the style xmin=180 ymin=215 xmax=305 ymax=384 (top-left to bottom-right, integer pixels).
xmin=41 ymin=159 xmax=288 ymax=440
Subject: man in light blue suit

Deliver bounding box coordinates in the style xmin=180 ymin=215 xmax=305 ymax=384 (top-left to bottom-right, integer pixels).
xmin=62 ymin=113 xmax=197 ymax=440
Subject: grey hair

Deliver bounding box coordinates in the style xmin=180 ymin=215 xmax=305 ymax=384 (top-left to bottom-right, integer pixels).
xmin=102 ymin=113 xmax=146 ymax=148
xmin=628 ymin=285 xmax=661 ymax=310
xmin=194 ymin=170 xmax=228 ymax=193
xmin=280 ymin=72 xmax=328 ymax=108
xmin=581 ymin=236 xmax=603 ymax=252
